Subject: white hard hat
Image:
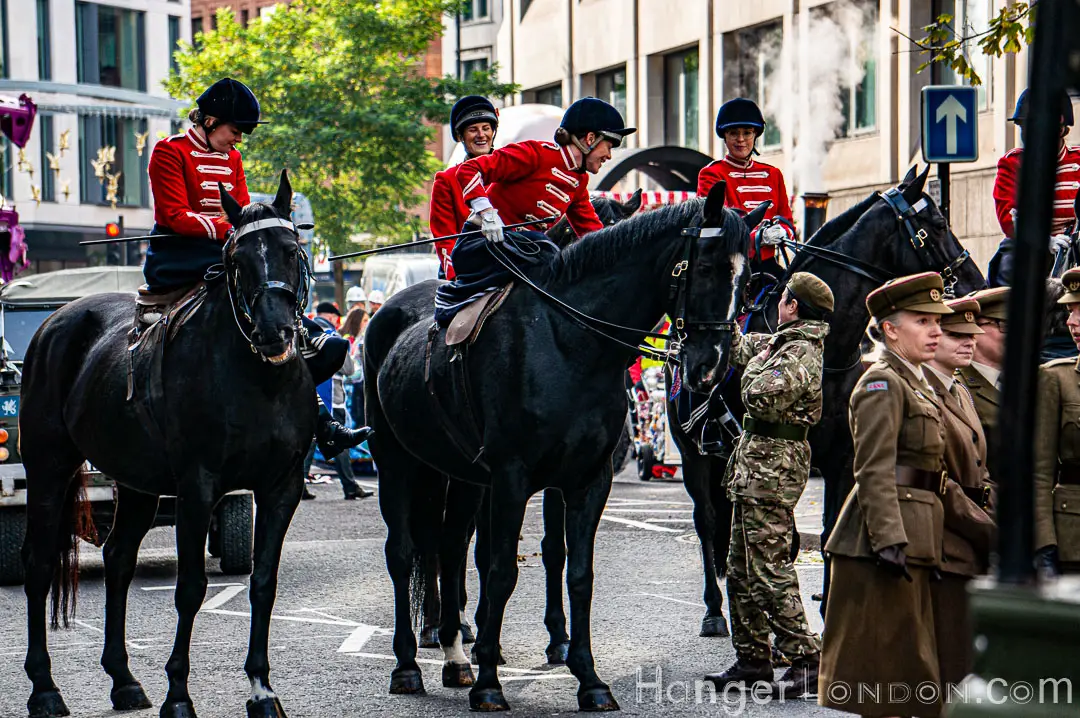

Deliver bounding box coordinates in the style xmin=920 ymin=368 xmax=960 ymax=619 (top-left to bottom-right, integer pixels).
xmin=368 ymin=289 xmax=386 ymax=305
xmin=346 ymin=286 xmax=367 ymax=303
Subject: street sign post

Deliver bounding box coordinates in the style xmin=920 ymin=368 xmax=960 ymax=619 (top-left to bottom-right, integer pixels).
xmin=920 ymin=85 xmax=979 ymax=224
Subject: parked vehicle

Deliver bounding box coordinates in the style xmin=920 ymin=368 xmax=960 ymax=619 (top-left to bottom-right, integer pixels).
xmin=0 ymin=267 xmax=253 ymax=585
xmin=361 ymin=255 xmax=440 ymax=300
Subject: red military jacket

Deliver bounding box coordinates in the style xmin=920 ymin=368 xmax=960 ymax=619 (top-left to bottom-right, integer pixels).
xmin=148 ymin=127 xmax=250 ymax=241
xmin=429 ymin=165 xmax=470 ymax=280
xmin=993 ymin=144 xmax=1080 ymax=237
xmin=457 ymin=140 xmax=604 ymax=237
xmin=697 ymin=156 xmax=795 ymax=260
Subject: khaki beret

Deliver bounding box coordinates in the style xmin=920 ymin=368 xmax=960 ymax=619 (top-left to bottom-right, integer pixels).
xmin=866 ymin=272 xmax=953 ymax=321
xmin=787 ymin=271 xmax=835 ymax=312
xmin=970 ymin=287 xmax=1009 ymax=320
xmin=940 ymin=297 xmax=984 ymax=334
xmin=1058 ymin=267 xmax=1080 ymax=304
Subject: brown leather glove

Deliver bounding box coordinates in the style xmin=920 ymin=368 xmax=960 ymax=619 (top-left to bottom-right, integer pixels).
xmin=876 ymin=544 xmax=913 ymax=582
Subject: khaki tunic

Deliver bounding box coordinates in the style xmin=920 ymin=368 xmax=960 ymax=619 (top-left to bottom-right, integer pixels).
xmin=820 ymin=351 xmax=946 ymax=717
xmin=957 ymin=364 xmax=1000 ymax=480
xmin=925 ymin=370 xmax=997 ymax=687
xmin=1033 ymin=356 xmax=1080 ymax=566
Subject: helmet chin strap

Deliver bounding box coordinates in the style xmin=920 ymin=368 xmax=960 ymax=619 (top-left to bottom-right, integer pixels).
xmin=569 ymin=134 xmax=598 ymax=172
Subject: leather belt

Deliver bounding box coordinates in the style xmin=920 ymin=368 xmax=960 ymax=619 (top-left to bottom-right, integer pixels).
xmin=742 ymin=415 xmax=809 ymax=442
xmin=895 ymin=465 xmax=948 ymax=495
xmin=1058 ymin=462 xmax=1080 ymax=486
xmin=961 ymin=483 xmax=992 ymax=510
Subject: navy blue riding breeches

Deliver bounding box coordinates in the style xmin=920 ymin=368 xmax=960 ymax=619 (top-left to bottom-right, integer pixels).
xmin=433 ymin=227 xmax=557 ymax=326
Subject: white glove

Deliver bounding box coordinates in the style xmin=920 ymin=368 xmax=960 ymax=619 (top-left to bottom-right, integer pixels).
xmin=1050 ymin=234 xmax=1071 ymax=255
xmin=476 ymin=208 xmax=505 ymax=244
xmin=761 ymin=224 xmax=788 ymax=246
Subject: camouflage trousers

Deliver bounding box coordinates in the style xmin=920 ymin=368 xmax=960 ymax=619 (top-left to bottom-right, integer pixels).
xmin=726 ymin=501 xmax=821 ymax=662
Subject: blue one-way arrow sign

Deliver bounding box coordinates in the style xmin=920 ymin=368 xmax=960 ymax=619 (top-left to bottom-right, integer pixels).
xmin=921 ymin=86 xmax=979 ymax=163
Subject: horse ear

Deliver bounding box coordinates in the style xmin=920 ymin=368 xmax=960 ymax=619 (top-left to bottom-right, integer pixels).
xmin=743 ymin=200 xmax=772 ymax=231
xmin=273 ymin=169 xmax=293 ymax=217
xmin=902 ymin=165 xmax=931 ymax=204
xmin=219 ymin=183 xmax=244 ymax=228
xmin=624 ymin=188 xmax=643 ymax=214
xmin=704 ymin=180 xmax=727 ymax=224
xmin=900 ymin=165 xmax=918 ymax=188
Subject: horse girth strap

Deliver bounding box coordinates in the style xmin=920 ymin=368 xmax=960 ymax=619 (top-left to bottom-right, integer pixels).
xmin=424 ymin=324 xmax=489 ymax=471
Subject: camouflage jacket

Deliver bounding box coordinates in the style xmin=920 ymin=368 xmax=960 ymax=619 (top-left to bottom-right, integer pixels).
xmin=726 ymin=319 xmax=829 ymax=507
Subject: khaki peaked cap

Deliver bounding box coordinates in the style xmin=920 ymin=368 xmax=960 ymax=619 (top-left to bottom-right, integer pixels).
xmin=941 ymin=297 xmax=983 ymax=334
xmin=866 ymin=272 xmax=953 ymax=321
xmin=786 ymin=271 xmax=835 ymax=312
xmin=1059 ymin=267 xmax=1080 ymax=304
xmin=970 ymin=287 xmax=1009 ymax=320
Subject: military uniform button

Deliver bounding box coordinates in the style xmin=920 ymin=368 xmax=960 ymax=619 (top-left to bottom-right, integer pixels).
xmin=976 ymin=460 xmax=982 ymax=467
xmin=905 ymin=492 xmax=913 ymax=499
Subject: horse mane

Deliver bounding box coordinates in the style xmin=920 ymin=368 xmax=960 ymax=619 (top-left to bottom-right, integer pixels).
xmin=543 ymin=198 xmax=748 ymax=284
xmin=239 ymin=200 xmax=283 ymax=225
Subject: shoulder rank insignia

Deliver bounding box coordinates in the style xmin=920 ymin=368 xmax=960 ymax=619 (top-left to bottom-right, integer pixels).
xmin=866 ymin=380 xmax=888 ymax=392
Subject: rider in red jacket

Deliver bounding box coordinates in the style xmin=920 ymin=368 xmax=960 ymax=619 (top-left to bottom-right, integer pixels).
xmin=697 ymin=98 xmax=794 ymax=280
xmin=429 ymin=96 xmax=499 ymax=279
xmin=145 ymin=78 xmax=369 ymax=458
xmin=434 ymin=97 xmax=635 ymax=325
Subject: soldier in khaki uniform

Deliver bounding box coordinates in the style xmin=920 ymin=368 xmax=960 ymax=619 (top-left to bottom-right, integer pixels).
xmin=924 ymin=296 xmax=997 ymax=688
xmin=1033 ymin=267 xmax=1080 ymax=576
xmin=958 ymin=287 xmax=1008 ymax=480
xmin=704 ymin=272 xmax=832 ymax=697
xmin=819 ymin=272 xmax=950 ymax=718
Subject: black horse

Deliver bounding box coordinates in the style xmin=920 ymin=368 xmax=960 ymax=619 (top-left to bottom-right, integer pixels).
xmin=19 ymin=171 xmax=314 ymax=718
xmin=668 ymin=166 xmax=987 ymax=636
xmin=416 ymin=189 xmax=645 ymax=659
xmin=366 ymin=183 xmax=767 ymax=711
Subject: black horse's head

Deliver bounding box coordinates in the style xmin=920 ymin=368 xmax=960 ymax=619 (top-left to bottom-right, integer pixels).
xmin=219 ymin=169 xmax=307 ymax=365
xmin=675 ymin=181 xmax=768 ymax=394
xmin=875 ymin=165 xmax=986 ymax=296
xmin=546 ymin=190 xmax=643 ymax=248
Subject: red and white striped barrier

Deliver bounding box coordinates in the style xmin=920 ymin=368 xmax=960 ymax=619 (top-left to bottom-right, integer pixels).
xmin=591 ymin=190 xmax=695 ymax=211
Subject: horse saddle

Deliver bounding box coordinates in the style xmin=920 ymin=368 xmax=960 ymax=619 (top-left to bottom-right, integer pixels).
xmin=127 ymin=283 xmax=207 ymax=405
xmin=445 ymin=282 xmax=513 ymax=347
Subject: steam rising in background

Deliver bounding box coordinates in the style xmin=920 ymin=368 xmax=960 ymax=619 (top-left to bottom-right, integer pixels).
xmin=759 ymin=0 xmax=878 ymax=197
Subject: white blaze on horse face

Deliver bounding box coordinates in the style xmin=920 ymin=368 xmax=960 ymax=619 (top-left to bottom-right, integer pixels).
xmin=250 ymin=676 xmax=276 ymax=702
xmin=709 ymin=252 xmax=748 ymax=376
xmin=442 ymin=630 xmax=469 ymax=666
xmin=257 ymin=237 xmax=269 ymax=278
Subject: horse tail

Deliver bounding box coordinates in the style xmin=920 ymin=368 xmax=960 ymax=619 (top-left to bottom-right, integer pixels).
xmin=50 ymin=465 xmax=95 ymax=630
xmin=409 ymin=550 xmax=427 ymax=631
xmin=407 ymin=488 xmax=443 ymax=631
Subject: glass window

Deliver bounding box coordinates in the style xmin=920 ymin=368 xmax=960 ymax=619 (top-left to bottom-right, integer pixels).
xmin=192 ymin=16 xmax=203 ymax=38
xmin=168 ymin=16 xmax=180 ymax=75
xmin=838 ymin=2 xmax=877 ymax=136
xmin=241 ymin=9 xmax=249 ymax=24
xmin=0 ymin=138 xmax=12 ymax=202
xmin=76 ymin=2 xmax=146 ymax=91
xmin=39 ymin=115 xmax=55 ymax=202
xmin=462 ymin=0 xmax=489 ymax=21
xmin=520 ymin=0 xmax=533 ymax=20
xmin=937 ymin=0 xmax=992 ymax=109
xmin=79 ymin=116 xmax=150 ymax=208
xmin=536 ymin=83 xmax=563 ymax=107
xmin=721 ymin=21 xmax=782 ymax=148
xmin=596 ymin=67 xmax=627 ymax=121
xmin=461 ymin=57 xmax=489 ymax=79
xmin=664 ymin=48 xmax=699 ymax=150
xmin=37 ymin=0 xmax=51 ymax=80
xmin=0 ymin=0 xmax=8 ymax=79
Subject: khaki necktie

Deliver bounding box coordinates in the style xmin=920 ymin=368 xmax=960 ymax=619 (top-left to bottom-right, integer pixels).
xmin=949 ymin=383 xmax=965 ymax=410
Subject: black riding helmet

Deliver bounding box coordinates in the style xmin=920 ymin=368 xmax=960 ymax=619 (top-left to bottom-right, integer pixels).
xmin=196 ymin=78 xmax=266 ymax=135
xmin=1009 ymin=88 xmax=1075 ymax=126
xmin=715 ymin=97 xmax=766 ymax=137
xmin=556 ymin=97 xmax=636 ymax=156
xmin=450 ymin=95 xmax=499 ymax=143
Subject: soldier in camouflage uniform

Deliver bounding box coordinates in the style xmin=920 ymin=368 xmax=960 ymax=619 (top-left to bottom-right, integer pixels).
xmin=705 ymin=272 xmax=832 ymax=697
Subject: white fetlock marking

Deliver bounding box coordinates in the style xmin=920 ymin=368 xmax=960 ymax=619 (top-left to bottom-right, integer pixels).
xmin=250 ymin=677 xmax=277 ymax=702
xmin=442 ymin=631 xmax=469 ymax=666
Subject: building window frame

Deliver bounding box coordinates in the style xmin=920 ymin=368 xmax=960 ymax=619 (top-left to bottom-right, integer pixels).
xmin=721 ymin=21 xmax=783 ymax=150
xmin=596 ymin=66 xmax=627 ymax=123
xmin=0 ymin=138 xmax=12 ymax=202
xmin=534 ymin=83 xmax=563 ymax=108
xmin=39 ymin=115 xmax=56 ymax=202
xmin=664 ymin=47 xmax=700 ymax=151
xmin=461 ymin=0 xmax=490 ymax=23
xmin=78 ymin=115 xmax=150 ymax=208
xmin=460 ymin=55 xmax=490 ymax=80
xmin=168 ymin=15 xmax=180 ymax=76
xmin=75 ymin=2 xmax=147 ymax=92
xmin=0 ymin=0 xmax=8 ymax=80
xmin=837 ymin=4 xmax=878 ymax=138
xmin=932 ymin=0 xmax=992 ymax=110
xmin=37 ymin=0 xmax=52 ymax=81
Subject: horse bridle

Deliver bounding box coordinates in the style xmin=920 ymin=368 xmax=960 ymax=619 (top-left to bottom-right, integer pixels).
xmin=216 ymin=216 xmax=312 ymax=356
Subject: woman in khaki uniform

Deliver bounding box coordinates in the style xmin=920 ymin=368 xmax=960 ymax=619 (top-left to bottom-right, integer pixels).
xmin=923 ymin=296 xmax=997 ymax=688
xmin=1033 ymin=267 xmax=1080 ymax=576
xmin=820 ymin=272 xmax=950 ymax=718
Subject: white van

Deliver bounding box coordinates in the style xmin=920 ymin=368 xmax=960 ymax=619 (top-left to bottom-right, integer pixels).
xmin=361 ymin=255 xmax=440 ymax=300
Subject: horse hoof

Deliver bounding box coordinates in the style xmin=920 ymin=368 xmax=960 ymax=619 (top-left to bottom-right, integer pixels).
xmin=159 ymin=701 xmax=197 ymax=718
xmin=699 ymin=615 xmax=730 ymax=637
xmin=469 ymin=687 xmax=510 ymax=712
xmin=419 ymin=626 xmax=440 ymax=649
xmin=461 ymin=623 xmax=476 ymax=644
xmin=578 ymin=687 xmax=621 ymax=712
xmin=442 ymin=662 xmax=475 ymax=688
xmin=27 ymin=689 xmax=70 ymax=718
xmin=545 ymin=641 xmax=570 ymax=665
xmin=111 ymin=682 xmax=153 ymax=711
xmin=246 ymin=696 xmax=287 ymax=718
xmin=389 ymin=669 xmax=425 ymax=695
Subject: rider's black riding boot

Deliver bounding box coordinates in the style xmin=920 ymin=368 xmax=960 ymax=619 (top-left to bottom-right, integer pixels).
xmin=704 ymin=656 xmax=773 ymax=690
xmin=315 ymin=402 xmax=371 ymax=458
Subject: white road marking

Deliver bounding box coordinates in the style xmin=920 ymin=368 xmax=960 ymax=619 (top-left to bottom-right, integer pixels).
xmin=337 ymin=625 xmax=379 ymax=654
xmin=644 ymin=518 xmax=695 ymax=523
xmin=73 ymin=619 xmax=102 ymax=634
xmin=599 ymin=515 xmax=680 ymax=532
xmin=141 ymin=582 xmax=244 ymax=592
xmin=602 ymin=508 xmax=693 ymax=514
xmin=201 ymin=584 xmax=247 ymax=611
xmin=201 ymin=609 xmax=361 ymax=627
xmin=637 ymin=592 xmax=705 ymax=608
xmin=605 ymin=498 xmax=693 ymax=507
xmin=342 ymin=651 xmax=575 ymax=680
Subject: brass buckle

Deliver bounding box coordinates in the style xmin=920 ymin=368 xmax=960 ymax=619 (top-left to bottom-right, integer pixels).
xmin=675 ymin=317 xmax=685 ymax=331
xmin=672 ymin=260 xmax=688 ymax=277
xmin=939 ymin=470 xmax=948 ymax=495
xmin=980 ymin=484 xmax=991 ymax=510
